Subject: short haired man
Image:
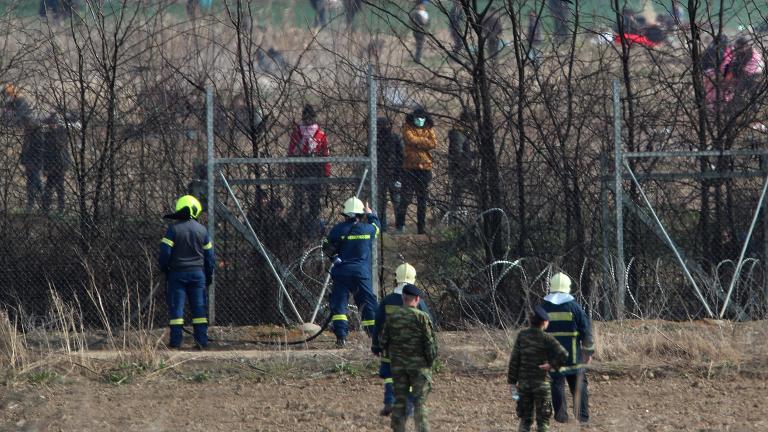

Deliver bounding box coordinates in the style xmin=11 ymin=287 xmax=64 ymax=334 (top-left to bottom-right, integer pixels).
xmin=380 ymin=284 xmax=437 ymax=432
xmin=507 ymin=305 xmax=569 ymax=432
xmin=371 ymin=263 xmax=432 ymax=416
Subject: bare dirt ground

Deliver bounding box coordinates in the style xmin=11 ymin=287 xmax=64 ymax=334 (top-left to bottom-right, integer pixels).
xmin=2 ymin=321 xmax=768 ymax=432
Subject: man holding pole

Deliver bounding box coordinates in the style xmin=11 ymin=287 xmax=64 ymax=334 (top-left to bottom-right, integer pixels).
xmin=323 ymin=197 xmax=380 ymax=348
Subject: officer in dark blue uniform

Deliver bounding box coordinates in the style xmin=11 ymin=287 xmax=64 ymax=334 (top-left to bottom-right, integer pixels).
xmin=158 ymin=195 xmax=215 ymax=349
xmin=371 ymin=262 xmax=432 ymax=416
xmin=541 ymin=272 xmax=594 ymax=424
xmin=324 ymin=197 xmax=380 ymax=348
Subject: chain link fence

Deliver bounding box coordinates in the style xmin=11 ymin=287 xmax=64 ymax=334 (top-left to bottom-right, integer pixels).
xmin=0 ymin=68 xmax=382 ymax=333
xmin=2 ymin=2 xmax=768 ymax=340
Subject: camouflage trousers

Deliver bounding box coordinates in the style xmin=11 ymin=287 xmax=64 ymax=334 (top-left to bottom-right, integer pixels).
xmin=391 ymin=367 xmax=432 ymax=432
xmin=516 ymin=382 xmax=553 ymax=432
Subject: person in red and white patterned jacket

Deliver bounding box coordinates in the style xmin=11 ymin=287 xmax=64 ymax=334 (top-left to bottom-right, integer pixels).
xmin=288 ymin=104 xmax=330 ymax=223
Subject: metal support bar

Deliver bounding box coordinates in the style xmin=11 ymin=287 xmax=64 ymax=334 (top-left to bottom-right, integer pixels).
xmin=206 ymin=86 xmax=216 ymax=324
xmin=368 ymin=63 xmax=380 ymax=298
xmin=215 ymin=156 xmax=371 ymax=164
xmin=227 ymin=177 xmax=361 ymax=186
xmin=719 ymin=172 xmax=768 ymax=318
xmin=602 ymin=170 xmax=766 ymax=182
xmin=624 ymin=149 xmax=768 ymax=159
xmin=219 ymin=172 xmax=304 ymax=324
xmin=624 ymin=161 xmax=715 ymax=318
xmin=613 ymin=80 xmax=626 ymax=319
xmin=599 ymin=155 xmax=613 ymax=320
xmin=356 ymin=168 xmax=369 ymax=198
xmin=763 ymin=159 xmax=768 ymax=307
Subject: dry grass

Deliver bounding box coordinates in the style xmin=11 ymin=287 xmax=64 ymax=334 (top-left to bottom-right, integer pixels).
xmin=0 ymin=255 xmax=170 ymax=385
xmin=0 ymin=309 xmax=28 ymax=376
xmin=438 ymin=318 xmax=768 ymax=380
xmin=592 ymin=319 xmax=764 ymax=376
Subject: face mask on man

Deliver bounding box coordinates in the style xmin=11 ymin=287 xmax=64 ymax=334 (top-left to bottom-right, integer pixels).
xmin=414 ymin=117 xmax=426 ymax=127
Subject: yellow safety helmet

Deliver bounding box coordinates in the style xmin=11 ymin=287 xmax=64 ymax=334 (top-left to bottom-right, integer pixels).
xmin=343 ymin=197 xmax=365 ymax=217
xmin=176 ymin=195 xmax=202 ymax=219
xmin=396 ymin=263 xmax=417 ymax=285
xmin=549 ymin=272 xmax=571 ymax=294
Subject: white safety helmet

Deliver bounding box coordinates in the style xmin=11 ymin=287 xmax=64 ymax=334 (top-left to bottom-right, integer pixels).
xmin=396 ymin=263 xmax=417 ymax=285
xmin=343 ymin=197 xmax=365 ymax=217
xmin=549 ymin=272 xmax=571 ymax=294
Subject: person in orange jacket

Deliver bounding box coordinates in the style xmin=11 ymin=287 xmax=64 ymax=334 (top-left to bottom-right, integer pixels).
xmin=395 ymin=107 xmax=437 ymax=235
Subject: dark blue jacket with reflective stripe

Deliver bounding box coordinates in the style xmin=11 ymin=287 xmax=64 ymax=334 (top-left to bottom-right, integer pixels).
xmin=371 ymin=290 xmax=431 ymax=353
xmin=159 ymin=219 xmax=215 ymax=284
xmin=541 ymin=295 xmax=594 ymax=375
xmin=325 ymin=214 xmax=380 ymax=279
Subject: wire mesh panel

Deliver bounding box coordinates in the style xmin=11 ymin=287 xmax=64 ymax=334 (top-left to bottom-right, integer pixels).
xmin=0 ymin=84 xmax=200 ymax=330
xmin=211 ymin=159 xmax=371 ymax=326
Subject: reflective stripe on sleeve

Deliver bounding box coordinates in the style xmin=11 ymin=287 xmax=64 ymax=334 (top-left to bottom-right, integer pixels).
xmin=374 ymin=224 xmax=380 ymax=239
xmin=332 ymin=314 xmax=348 ymax=321
xmin=547 ymin=312 xmax=573 ymax=321
xmin=346 ymin=234 xmax=371 ymax=240
xmin=361 ymin=320 xmax=375 ymax=327
xmin=161 ymin=238 xmax=174 ymax=247
xmin=549 ymin=331 xmax=579 ymax=337
xmin=192 ymin=317 xmax=208 ymax=325
xmin=203 ymin=242 xmax=213 ymax=250
xmin=383 ymin=378 xmax=394 ymax=384
xmin=558 ymin=364 xmax=586 ymax=372
xmin=572 ymin=338 xmax=577 ymax=364
xmin=169 ymin=318 xmax=184 ymax=325
xmin=380 ymin=357 xmax=390 ymax=363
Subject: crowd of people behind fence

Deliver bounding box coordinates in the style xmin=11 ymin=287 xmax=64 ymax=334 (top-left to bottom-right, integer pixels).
xmin=7 ymin=1 xmax=767 ymax=229
xmin=2 ymin=85 xmax=71 ymax=214
xmin=280 ymin=102 xmax=469 ymax=236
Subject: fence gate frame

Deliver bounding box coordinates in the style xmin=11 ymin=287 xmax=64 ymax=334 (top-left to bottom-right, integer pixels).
xmin=604 ymin=79 xmax=768 ymax=321
xmin=203 ymin=66 xmax=380 ymax=325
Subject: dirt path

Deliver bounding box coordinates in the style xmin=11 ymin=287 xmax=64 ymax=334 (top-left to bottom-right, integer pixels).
xmin=2 ymin=372 xmax=766 ymax=431
xmin=3 ymin=323 xmax=767 ymax=431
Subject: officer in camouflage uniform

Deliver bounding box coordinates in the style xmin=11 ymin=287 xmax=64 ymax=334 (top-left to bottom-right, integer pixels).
xmin=379 ymin=283 xmax=437 ymax=432
xmin=507 ymin=306 xmax=569 ymax=432
xmin=371 ymin=263 xmax=433 ymax=416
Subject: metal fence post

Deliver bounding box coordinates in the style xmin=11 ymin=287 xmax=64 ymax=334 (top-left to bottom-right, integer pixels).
xmin=763 ymin=158 xmax=768 ymax=307
xmin=600 ymin=155 xmax=613 ymax=320
xmin=206 ymin=85 xmax=216 ymax=325
xmin=613 ymin=79 xmax=626 ymax=320
xmin=368 ymin=63 xmax=379 ymax=297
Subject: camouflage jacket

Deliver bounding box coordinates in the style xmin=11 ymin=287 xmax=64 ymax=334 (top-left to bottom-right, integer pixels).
xmin=380 ymin=306 xmax=437 ymax=370
xmin=507 ymin=327 xmax=569 ymax=388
